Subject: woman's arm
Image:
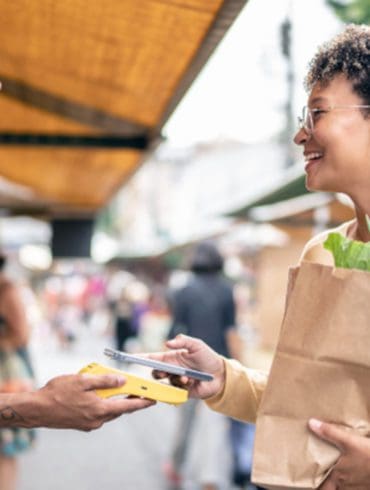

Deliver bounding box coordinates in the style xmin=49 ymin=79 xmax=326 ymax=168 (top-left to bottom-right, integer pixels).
xmin=149 ymin=334 xmax=268 ymax=423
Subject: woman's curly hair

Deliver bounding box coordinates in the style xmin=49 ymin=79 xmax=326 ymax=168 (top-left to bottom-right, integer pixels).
xmin=305 ymin=24 xmax=370 ymax=108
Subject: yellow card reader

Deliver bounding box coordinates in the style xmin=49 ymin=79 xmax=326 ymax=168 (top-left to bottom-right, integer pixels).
xmin=79 ymin=362 xmax=188 ymax=405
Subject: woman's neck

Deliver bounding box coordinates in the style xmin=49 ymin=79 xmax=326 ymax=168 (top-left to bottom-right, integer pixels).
xmin=349 ymin=208 xmax=370 ymax=242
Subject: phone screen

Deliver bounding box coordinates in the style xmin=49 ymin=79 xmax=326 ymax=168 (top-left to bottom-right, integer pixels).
xmin=103 ymin=348 xmax=214 ymax=382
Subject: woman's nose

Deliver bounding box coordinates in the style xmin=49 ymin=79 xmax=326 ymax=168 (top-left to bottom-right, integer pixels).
xmin=293 ymin=126 xmax=310 ymax=145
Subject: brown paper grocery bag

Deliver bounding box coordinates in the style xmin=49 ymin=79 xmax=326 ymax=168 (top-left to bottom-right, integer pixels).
xmin=252 ymin=262 xmax=370 ymax=490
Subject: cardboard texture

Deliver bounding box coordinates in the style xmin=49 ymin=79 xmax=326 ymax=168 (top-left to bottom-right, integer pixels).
xmin=252 ymin=262 xmax=370 ymax=489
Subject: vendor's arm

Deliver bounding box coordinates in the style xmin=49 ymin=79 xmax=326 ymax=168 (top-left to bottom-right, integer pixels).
xmin=0 ymin=373 xmax=155 ymax=431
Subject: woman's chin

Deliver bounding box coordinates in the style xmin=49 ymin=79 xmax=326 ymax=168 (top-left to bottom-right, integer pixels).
xmin=305 ymin=176 xmax=334 ymax=193
xmin=305 ymin=175 xmax=319 ymax=192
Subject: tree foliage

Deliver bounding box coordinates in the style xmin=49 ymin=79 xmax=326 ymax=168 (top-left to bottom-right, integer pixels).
xmin=326 ymin=0 xmax=370 ymax=24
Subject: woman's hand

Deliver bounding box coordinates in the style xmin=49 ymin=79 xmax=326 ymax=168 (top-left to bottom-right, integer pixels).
xmin=149 ymin=334 xmax=226 ymax=400
xmin=309 ymin=418 xmax=370 ymax=490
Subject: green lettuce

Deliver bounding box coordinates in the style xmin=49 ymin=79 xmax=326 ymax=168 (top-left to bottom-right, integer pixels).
xmin=324 ymin=232 xmax=370 ymax=271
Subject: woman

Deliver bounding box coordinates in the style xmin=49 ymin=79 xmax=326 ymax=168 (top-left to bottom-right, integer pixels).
xmin=151 ymin=24 xmax=370 ymax=490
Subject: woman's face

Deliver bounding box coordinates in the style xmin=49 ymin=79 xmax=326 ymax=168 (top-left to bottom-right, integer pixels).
xmin=294 ymin=75 xmax=370 ymax=200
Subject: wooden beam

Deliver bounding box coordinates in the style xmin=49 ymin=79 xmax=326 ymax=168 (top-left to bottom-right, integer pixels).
xmin=0 ymin=133 xmax=149 ymax=148
xmin=0 ymin=74 xmax=150 ymax=136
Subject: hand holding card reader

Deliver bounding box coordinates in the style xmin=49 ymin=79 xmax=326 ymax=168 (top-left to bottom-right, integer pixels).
xmin=78 ymin=348 xmax=213 ymax=406
xmin=79 ymin=362 xmax=188 ymax=405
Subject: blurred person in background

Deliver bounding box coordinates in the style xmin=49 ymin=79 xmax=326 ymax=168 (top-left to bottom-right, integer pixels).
xmin=113 ymin=288 xmax=135 ymax=352
xmin=52 ymin=294 xmax=79 ymax=349
xmin=0 ymin=254 xmax=35 ymax=490
xmin=164 ymin=241 xmax=253 ymax=490
xmin=129 ymin=280 xmax=150 ymax=346
xmin=229 ymin=419 xmax=264 ymax=490
xmin=138 ymin=287 xmax=171 ymax=352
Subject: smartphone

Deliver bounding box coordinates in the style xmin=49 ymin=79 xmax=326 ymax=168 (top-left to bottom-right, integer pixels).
xmin=103 ymin=347 xmax=214 ymax=382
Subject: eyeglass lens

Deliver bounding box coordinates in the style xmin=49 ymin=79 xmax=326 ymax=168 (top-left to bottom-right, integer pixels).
xmin=302 ymin=107 xmax=313 ymax=132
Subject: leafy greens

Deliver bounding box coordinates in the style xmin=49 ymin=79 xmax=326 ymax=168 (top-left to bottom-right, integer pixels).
xmin=324 ymin=232 xmax=370 ymax=271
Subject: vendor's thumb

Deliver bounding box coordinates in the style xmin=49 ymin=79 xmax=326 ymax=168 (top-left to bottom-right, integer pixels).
xmin=81 ymin=374 xmax=126 ymax=391
xmin=308 ymin=418 xmax=349 ymax=452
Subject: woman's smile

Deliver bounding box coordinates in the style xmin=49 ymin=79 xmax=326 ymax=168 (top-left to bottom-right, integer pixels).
xmin=304 ymin=151 xmax=324 ymax=173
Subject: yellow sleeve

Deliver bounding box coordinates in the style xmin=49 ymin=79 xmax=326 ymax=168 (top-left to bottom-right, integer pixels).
xmin=299 ymin=219 xmax=354 ymax=265
xmin=205 ymin=358 xmax=268 ymax=423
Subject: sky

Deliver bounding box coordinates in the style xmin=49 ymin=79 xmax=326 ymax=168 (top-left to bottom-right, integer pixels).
xmin=163 ymin=0 xmax=341 ymax=146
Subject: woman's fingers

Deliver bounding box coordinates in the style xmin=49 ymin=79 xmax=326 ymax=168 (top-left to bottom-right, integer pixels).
xmin=166 ymin=334 xmax=202 ymax=353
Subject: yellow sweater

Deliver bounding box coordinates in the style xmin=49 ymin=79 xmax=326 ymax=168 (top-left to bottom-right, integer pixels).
xmin=206 ymin=220 xmax=354 ymax=422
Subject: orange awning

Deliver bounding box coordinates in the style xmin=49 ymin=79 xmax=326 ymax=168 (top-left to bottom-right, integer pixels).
xmin=0 ymin=0 xmax=248 ymax=216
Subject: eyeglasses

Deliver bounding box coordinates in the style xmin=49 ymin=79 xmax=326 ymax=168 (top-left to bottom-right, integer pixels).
xmin=298 ymin=105 xmax=370 ymax=134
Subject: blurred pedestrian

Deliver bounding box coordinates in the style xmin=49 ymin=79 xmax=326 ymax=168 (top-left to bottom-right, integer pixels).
xmin=113 ymin=289 xmax=135 ymax=351
xmin=229 ymin=421 xmax=265 ymax=490
xmin=53 ymin=295 xmax=79 ymax=349
xmin=0 ymin=254 xmax=35 ymax=490
xmin=164 ymin=241 xmax=247 ymax=490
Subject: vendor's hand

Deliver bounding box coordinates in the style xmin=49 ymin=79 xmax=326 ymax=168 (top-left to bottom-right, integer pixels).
xmin=149 ymin=334 xmax=225 ymax=400
xmin=31 ymin=374 xmax=155 ymax=431
xmin=309 ymin=418 xmax=370 ymax=490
